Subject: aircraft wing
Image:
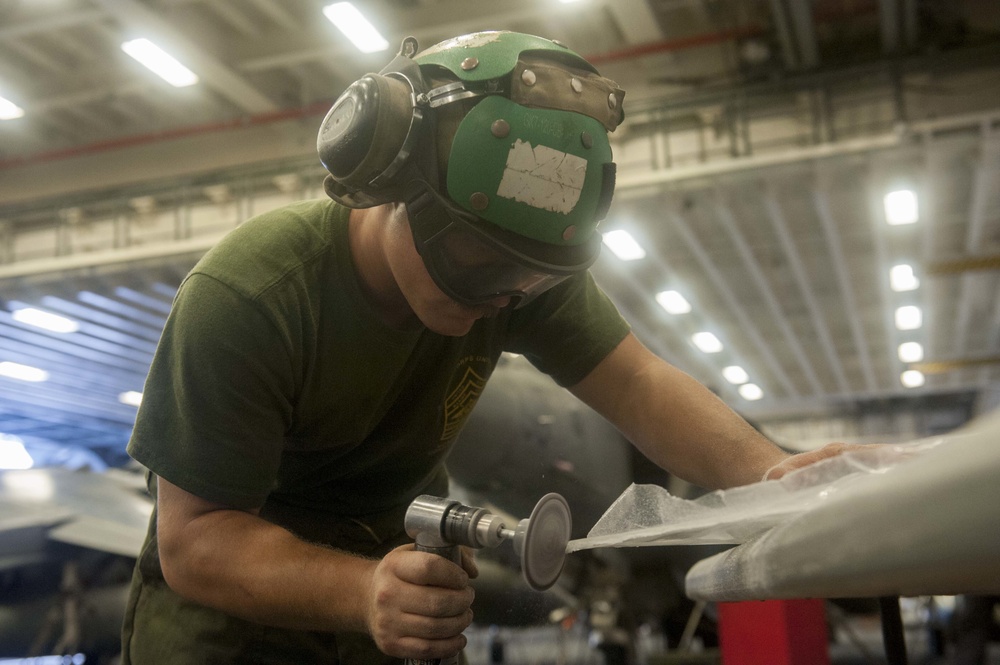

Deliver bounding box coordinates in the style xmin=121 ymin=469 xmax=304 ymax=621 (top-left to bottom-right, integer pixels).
xmin=0 ymin=466 xmax=152 ymax=566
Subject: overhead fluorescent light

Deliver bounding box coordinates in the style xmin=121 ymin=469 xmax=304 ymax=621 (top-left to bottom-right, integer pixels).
xmin=894 ymin=305 xmax=922 ymax=331
xmin=889 ymin=264 xmax=919 ymax=292
xmin=0 ymin=435 xmax=33 ymax=470
xmin=602 ymin=230 xmax=646 ymax=261
xmin=119 ymin=391 xmax=143 ymax=407
xmin=898 ymin=341 xmax=924 ymax=363
xmin=322 ymin=3 xmax=390 ymax=53
xmin=692 ymin=331 xmax=723 ymax=353
xmin=0 ymin=361 xmax=49 ymax=382
xmin=901 ymin=369 xmax=925 ymax=388
xmin=722 ymin=365 xmax=749 ymax=384
xmin=0 ymin=95 xmax=24 ymax=120
xmin=738 ymin=383 xmax=763 ymax=400
xmin=655 ymin=290 xmax=691 ymax=314
xmin=12 ymin=307 xmax=80 ymax=333
xmin=884 ymin=189 xmax=918 ymax=225
xmin=121 ymin=38 xmax=199 ymax=87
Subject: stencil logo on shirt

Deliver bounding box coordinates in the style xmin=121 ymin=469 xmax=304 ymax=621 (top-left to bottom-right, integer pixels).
xmin=496 ymin=139 xmax=587 ymax=214
xmin=441 ymin=366 xmax=487 ymax=442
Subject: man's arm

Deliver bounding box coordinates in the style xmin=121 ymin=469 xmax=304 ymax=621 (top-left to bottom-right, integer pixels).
xmin=156 ymin=477 xmax=475 ymax=660
xmin=570 ymin=333 xmax=849 ymax=488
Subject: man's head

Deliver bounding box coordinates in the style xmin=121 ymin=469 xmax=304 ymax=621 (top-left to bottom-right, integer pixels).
xmin=318 ymin=31 xmax=625 ymax=308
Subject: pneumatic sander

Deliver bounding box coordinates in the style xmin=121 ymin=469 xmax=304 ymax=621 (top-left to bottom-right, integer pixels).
xmin=404 ymin=493 xmax=572 ymax=591
xmin=402 ymin=494 xmax=571 ymax=665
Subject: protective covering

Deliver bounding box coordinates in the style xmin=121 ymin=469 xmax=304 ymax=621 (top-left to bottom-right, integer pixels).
xmin=567 ymin=409 xmax=1000 ymax=600
xmin=568 ymin=435 xmax=942 ymax=552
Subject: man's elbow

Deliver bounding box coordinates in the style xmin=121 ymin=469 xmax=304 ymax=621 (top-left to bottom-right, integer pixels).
xmin=157 ymin=525 xmax=204 ymax=600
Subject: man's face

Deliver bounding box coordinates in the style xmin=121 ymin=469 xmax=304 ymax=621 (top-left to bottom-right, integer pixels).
xmin=385 ymin=207 xmax=511 ymax=337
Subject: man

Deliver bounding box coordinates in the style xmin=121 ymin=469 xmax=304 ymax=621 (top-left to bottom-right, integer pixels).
xmin=120 ymin=31 xmax=847 ymax=663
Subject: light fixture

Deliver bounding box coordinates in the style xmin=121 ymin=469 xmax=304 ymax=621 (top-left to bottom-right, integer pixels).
xmin=898 ymin=341 xmax=924 ymax=363
xmin=884 ymin=189 xmax=918 ymax=225
xmin=894 ymin=305 xmax=922 ymax=331
xmin=12 ymin=307 xmax=80 ymax=333
xmin=119 ymin=391 xmax=143 ymax=407
xmin=656 ymin=290 xmax=691 ymax=314
xmin=121 ymin=38 xmax=199 ymax=87
xmin=692 ymin=332 xmax=723 ymax=353
xmin=722 ymin=365 xmax=749 ymax=384
xmin=602 ymin=230 xmax=646 ymax=261
xmin=0 ymin=94 xmax=24 ymax=120
xmin=901 ymin=370 xmax=925 ymax=388
xmin=738 ymin=383 xmax=764 ymax=400
xmin=890 ymin=264 xmax=919 ymax=292
xmin=322 ymin=3 xmax=390 ymax=53
xmin=0 ymin=361 xmax=48 ymax=382
xmin=0 ymin=435 xmax=33 ymax=470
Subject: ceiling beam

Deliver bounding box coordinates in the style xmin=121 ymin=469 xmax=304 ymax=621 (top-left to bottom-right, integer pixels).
xmin=950 ymin=137 xmax=999 ymax=386
xmin=245 ymin=0 xmax=301 ymax=33
xmin=763 ymin=194 xmax=850 ymax=393
xmin=713 ymin=197 xmax=825 ymax=396
xmin=239 ymin=0 xmax=593 ymax=73
xmin=813 ymin=188 xmax=878 ymax=391
xmin=927 ymin=254 xmax=1000 ymax=274
xmin=866 ymin=171 xmax=906 ymax=392
xmin=594 ymin=251 xmax=743 ymax=403
xmin=667 ymin=208 xmax=798 ymax=398
xmin=0 ymin=9 xmax=105 ymax=42
xmin=604 ymin=0 xmax=665 ymax=44
xmin=87 ymin=0 xmax=278 ymax=114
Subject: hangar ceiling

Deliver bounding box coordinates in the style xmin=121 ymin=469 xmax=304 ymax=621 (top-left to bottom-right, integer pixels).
xmin=1 ymin=0 xmax=999 ymax=465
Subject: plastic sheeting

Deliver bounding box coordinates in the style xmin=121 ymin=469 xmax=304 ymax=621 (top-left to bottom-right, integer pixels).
xmin=684 ymin=410 xmax=1000 ymax=600
xmin=566 ymin=437 xmax=940 ymax=553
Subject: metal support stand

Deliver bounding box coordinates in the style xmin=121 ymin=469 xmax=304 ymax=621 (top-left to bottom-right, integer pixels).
xmin=878 ymin=596 xmax=908 ymax=665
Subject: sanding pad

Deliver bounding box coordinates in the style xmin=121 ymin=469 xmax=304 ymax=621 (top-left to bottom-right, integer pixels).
xmin=514 ymin=493 xmax=572 ymax=591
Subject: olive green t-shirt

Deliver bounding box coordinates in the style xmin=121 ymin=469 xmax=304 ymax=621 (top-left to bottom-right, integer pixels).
xmin=121 ymin=198 xmax=630 ymax=664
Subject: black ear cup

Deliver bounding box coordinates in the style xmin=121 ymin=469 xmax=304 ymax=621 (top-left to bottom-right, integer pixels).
xmin=317 ymin=73 xmax=416 ymax=191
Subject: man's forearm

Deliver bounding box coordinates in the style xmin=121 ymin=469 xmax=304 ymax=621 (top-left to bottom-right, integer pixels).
xmin=158 ymin=504 xmax=374 ymax=633
xmin=571 ymin=333 xmax=788 ymax=489
xmin=618 ymin=361 xmax=788 ymax=488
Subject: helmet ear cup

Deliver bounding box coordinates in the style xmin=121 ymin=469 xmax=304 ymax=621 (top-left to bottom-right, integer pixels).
xmin=317 ymin=73 xmax=415 ymax=190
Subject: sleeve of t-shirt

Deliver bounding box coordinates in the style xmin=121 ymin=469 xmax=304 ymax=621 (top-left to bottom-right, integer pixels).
xmin=504 ymin=271 xmax=631 ymax=387
xmin=127 ymin=272 xmax=296 ymax=509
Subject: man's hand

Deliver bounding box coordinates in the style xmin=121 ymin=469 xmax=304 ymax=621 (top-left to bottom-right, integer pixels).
xmin=761 ymin=442 xmax=865 ymax=481
xmin=365 ymin=545 xmax=476 ymax=660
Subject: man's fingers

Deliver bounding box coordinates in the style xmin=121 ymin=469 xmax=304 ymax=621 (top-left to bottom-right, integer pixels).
xmin=382 ymin=633 xmax=468 ymax=661
xmin=391 ymin=549 xmax=470 ymax=589
xmin=460 ymin=547 xmax=479 ymax=579
xmin=368 ymin=545 xmax=477 ymax=659
xmin=764 ymin=442 xmax=866 ymax=480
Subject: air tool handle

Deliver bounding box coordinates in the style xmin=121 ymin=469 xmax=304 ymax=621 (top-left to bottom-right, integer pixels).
xmin=404 ymin=538 xmax=461 ymax=665
xmin=403 ymin=496 xmax=507 ymax=665
xmin=405 ymin=544 xmax=461 ymax=665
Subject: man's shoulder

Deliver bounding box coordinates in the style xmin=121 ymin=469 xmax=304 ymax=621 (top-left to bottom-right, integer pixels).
xmin=191 ymin=198 xmax=347 ymax=301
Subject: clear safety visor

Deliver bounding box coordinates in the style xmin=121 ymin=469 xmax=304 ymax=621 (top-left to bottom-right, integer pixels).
xmin=405 ymin=183 xmax=600 ymax=308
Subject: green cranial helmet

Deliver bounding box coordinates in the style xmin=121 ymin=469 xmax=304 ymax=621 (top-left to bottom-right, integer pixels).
xmin=414 ymin=31 xmax=625 ymax=249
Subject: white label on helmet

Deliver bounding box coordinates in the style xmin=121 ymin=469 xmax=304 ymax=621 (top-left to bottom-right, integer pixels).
xmin=496 ymin=140 xmax=586 ymax=215
xmin=420 ymin=32 xmax=502 ymax=56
